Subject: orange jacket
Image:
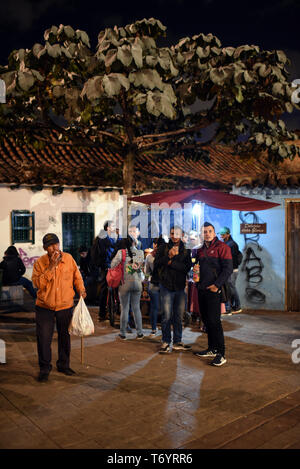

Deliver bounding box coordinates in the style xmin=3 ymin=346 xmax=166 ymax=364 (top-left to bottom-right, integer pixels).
xmin=32 ymin=252 xmax=85 ymax=311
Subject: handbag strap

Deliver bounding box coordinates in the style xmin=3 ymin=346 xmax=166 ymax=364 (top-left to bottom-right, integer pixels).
xmin=121 ymin=249 xmax=126 ymax=283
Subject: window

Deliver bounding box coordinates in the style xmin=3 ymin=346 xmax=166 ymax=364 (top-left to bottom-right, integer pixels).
xmin=11 ymin=210 xmax=35 ymax=244
xmin=62 ymin=213 xmax=94 ymax=264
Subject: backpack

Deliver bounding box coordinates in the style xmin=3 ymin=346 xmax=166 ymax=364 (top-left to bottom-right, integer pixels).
xmin=237 ymin=250 xmax=243 ymax=266
xmin=106 ymin=249 xmax=126 ymax=288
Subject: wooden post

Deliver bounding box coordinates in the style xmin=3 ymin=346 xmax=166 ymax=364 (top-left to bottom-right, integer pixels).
xmin=81 ymin=336 xmax=84 ymax=364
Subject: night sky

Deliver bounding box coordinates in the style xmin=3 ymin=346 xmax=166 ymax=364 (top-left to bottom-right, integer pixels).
xmin=0 ymin=0 xmax=299 ymax=127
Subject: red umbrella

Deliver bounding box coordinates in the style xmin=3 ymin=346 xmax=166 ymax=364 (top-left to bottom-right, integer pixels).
xmin=129 ymin=188 xmax=280 ymax=211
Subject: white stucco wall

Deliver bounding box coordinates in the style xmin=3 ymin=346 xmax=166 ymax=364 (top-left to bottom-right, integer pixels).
xmin=231 ymin=187 xmax=300 ymax=311
xmin=0 ymin=186 xmax=122 ymax=279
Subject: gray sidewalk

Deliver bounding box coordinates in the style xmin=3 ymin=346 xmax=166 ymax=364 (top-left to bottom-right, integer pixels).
xmin=0 ymin=307 xmax=300 ymax=449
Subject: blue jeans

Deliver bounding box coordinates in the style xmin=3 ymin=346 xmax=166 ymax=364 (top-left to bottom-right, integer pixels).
xmin=160 ymin=284 xmax=185 ymax=345
xmin=17 ymin=277 xmax=37 ymax=298
xmin=119 ymin=284 xmax=143 ymax=336
xmin=148 ymin=283 xmax=160 ymax=331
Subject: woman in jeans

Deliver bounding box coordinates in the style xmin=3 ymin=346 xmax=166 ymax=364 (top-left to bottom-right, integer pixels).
xmin=144 ymin=237 xmax=165 ymax=336
xmin=110 ymin=235 xmax=144 ymax=340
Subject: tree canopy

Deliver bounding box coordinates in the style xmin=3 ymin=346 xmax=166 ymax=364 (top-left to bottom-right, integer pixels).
xmin=0 ymin=17 xmax=299 ymax=195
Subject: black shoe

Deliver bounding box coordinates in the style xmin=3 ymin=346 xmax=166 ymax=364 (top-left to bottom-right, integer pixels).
xmin=37 ymin=372 xmax=49 ymax=383
xmin=57 ymin=367 xmax=76 ymax=376
xmin=194 ymin=349 xmax=217 ymax=358
xmin=137 ymin=334 xmax=144 ymax=340
xmin=210 ymin=354 xmax=227 ymax=366
xmin=118 ymin=334 xmax=127 ymax=340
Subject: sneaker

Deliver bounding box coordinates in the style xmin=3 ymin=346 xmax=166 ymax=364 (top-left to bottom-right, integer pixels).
xmin=118 ymin=334 xmax=126 ymax=340
xmin=232 ymin=308 xmax=242 ymax=314
xmin=149 ymin=330 xmax=157 ymax=337
xmin=137 ymin=334 xmax=144 ymax=340
xmin=210 ymin=354 xmax=227 ymax=366
xmin=194 ymin=349 xmax=217 ymax=358
xmin=172 ymin=342 xmax=192 ymax=351
xmin=159 ymin=342 xmax=170 ymax=354
xmin=221 ymin=310 xmax=232 ymax=316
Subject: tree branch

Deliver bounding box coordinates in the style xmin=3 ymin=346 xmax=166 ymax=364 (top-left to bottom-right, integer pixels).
xmin=136 ymin=121 xmax=211 ymax=142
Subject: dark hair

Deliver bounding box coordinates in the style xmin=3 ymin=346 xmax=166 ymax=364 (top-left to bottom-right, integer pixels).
xmin=110 ymin=236 xmax=134 ymax=262
xmin=104 ymin=220 xmax=114 ymax=231
xmin=78 ymin=246 xmax=88 ymax=253
xmin=5 ymin=245 xmax=19 ymax=256
xmin=153 ymin=235 xmax=165 ymax=248
xmin=202 ymin=222 xmax=215 ymax=230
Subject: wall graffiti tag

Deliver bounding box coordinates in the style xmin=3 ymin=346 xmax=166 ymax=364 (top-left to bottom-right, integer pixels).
xmin=239 ymin=212 xmax=266 ymax=304
xmin=18 ymin=248 xmax=39 ymax=269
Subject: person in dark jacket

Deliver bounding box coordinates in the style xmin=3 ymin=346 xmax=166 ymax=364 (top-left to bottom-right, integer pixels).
xmin=194 ymin=222 xmax=232 ymax=366
xmin=219 ymin=227 xmax=243 ymax=314
xmin=144 ymin=236 xmax=165 ymax=336
xmin=0 ymin=246 xmax=36 ymax=298
xmin=154 ymin=226 xmax=192 ymax=353
xmin=90 ymin=220 xmax=120 ymax=320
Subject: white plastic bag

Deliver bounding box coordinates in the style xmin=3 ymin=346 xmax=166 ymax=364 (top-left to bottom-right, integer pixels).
xmin=69 ymin=296 xmax=94 ymax=336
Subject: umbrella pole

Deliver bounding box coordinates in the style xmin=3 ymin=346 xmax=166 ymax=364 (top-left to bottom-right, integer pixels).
xmin=81 ymin=336 xmax=84 ymax=364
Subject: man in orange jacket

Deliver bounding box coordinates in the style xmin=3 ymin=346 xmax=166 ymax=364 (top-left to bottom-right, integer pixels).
xmin=32 ymin=233 xmax=86 ymax=383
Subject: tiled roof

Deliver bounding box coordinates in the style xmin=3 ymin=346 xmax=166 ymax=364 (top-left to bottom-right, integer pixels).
xmin=1 ymin=130 xmax=300 ymax=191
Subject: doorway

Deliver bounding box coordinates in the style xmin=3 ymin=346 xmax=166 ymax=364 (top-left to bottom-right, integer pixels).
xmin=62 ymin=213 xmax=94 ymax=264
xmin=286 ymin=200 xmax=300 ymax=311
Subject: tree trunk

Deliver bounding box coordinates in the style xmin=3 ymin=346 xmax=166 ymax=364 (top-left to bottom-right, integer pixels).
xmin=122 ymin=150 xmax=135 ymax=235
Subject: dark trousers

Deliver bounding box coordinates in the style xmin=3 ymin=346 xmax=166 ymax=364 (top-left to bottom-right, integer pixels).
xmin=98 ymin=274 xmax=108 ymax=318
xmin=35 ymin=306 xmax=73 ymax=373
xmin=198 ymin=289 xmax=225 ymax=357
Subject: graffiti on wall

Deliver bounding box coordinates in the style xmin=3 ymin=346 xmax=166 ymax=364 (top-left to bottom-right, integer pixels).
xmin=239 ymin=212 xmax=266 ymax=304
xmin=18 ymin=248 xmax=39 ymax=269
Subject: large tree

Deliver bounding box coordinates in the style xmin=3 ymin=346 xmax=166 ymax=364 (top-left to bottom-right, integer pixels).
xmin=0 ymin=18 xmax=299 ymax=195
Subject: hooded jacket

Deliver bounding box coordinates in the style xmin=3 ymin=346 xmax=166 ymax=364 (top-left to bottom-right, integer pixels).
xmin=0 ymin=255 xmax=26 ymax=284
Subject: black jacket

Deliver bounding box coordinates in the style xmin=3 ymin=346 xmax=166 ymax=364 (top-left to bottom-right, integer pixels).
xmin=90 ymin=235 xmax=120 ymax=271
xmin=154 ymin=240 xmax=192 ymax=291
xmin=224 ymin=236 xmax=240 ymax=269
xmin=196 ymin=237 xmax=233 ymax=290
xmin=0 ymin=255 xmax=26 ymax=285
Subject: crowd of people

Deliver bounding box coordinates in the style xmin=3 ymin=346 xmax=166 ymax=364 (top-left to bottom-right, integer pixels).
xmin=0 ymin=220 xmax=243 ymax=382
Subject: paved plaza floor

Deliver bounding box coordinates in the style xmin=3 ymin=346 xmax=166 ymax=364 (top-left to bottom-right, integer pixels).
xmin=0 ymin=305 xmax=300 ymax=450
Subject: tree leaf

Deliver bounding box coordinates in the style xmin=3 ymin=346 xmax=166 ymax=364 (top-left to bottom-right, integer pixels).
xmin=46 ymin=43 xmax=61 ymax=58
xmin=64 ymin=26 xmax=75 ymax=39
xmin=272 ymin=82 xmax=284 ymax=96
xmin=18 ymin=71 xmax=35 ymax=91
xmin=117 ymin=46 xmax=133 ymax=67
xmin=105 ymin=49 xmax=117 ymax=68
xmin=102 ymin=75 xmax=121 ymax=96
xmin=146 ymin=91 xmax=161 ymax=117
xmin=81 ymin=76 xmax=103 ymax=101
xmin=132 ymin=39 xmax=143 ymax=68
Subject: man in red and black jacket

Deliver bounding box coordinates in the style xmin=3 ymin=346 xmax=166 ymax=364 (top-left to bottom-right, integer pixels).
xmin=194 ymin=222 xmax=233 ymax=366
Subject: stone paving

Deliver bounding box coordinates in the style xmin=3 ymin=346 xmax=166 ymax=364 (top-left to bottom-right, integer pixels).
xmin=0 ymin=304 xmax=300 ymax=449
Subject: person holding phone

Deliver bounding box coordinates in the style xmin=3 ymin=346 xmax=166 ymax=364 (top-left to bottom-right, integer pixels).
xmin=154 ymin=226 xmax=192 ymax=354
xmin=32 ymin=233 xmax=86 ymax=383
